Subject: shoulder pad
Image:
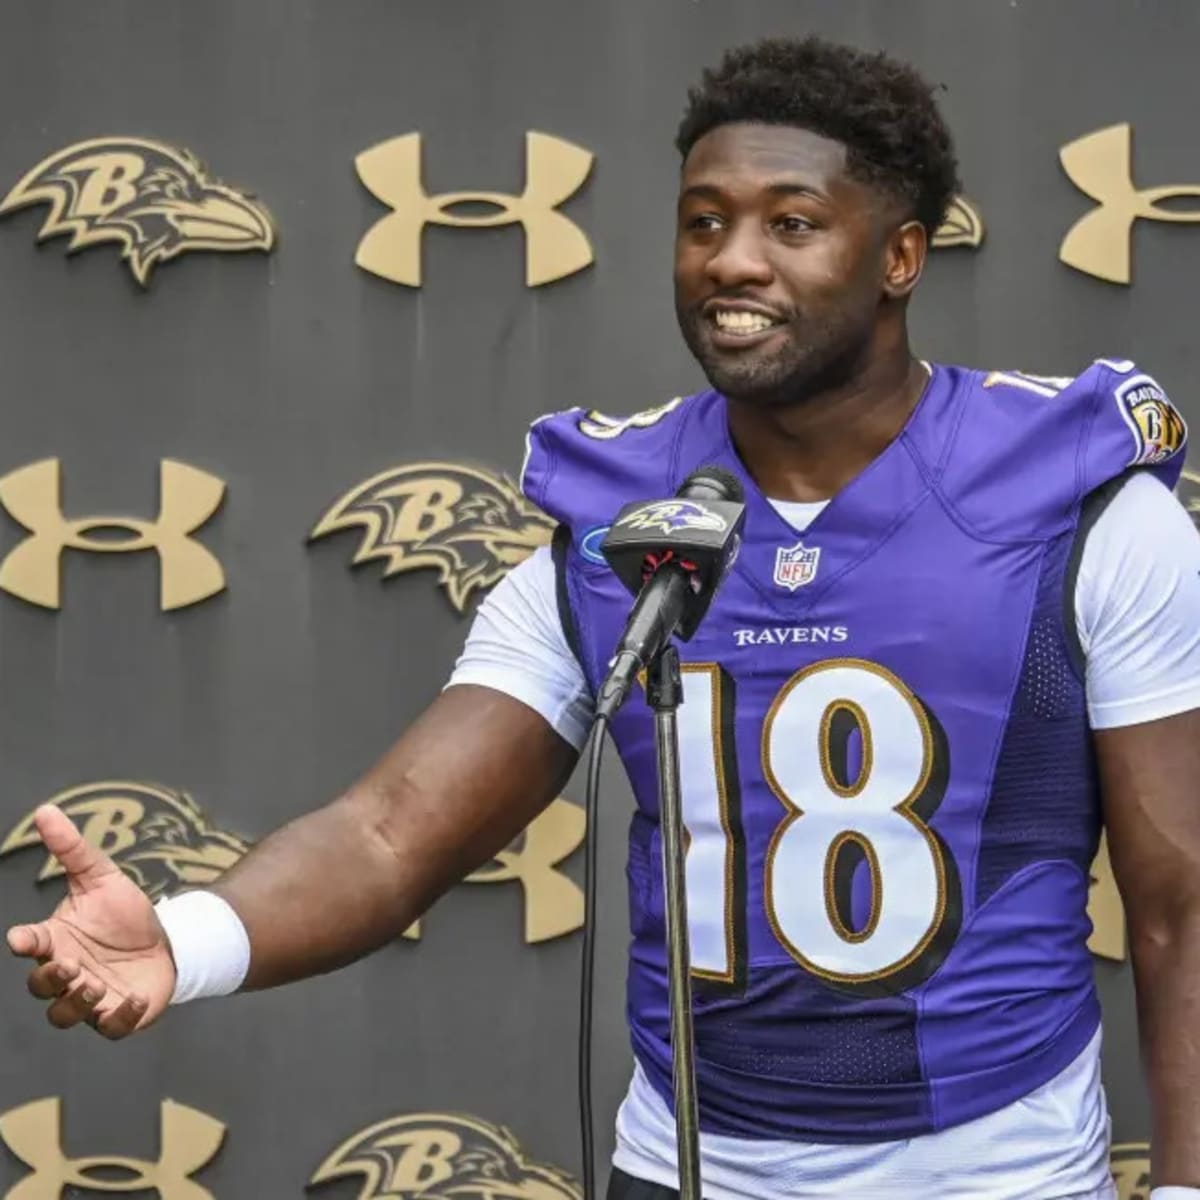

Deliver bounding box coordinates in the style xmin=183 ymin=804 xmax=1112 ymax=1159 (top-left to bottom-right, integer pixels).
xmin=935 ymin=360 xmax=1186 ymax=540
xmin=1081 ymin=358 xmax=1187 ymax=486
xmin=520 ymin=395 xmax=696 ymax=548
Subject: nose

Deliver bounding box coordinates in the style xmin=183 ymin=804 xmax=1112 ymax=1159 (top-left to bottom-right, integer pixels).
xmin=704 ymin=220 xmax=773 ymax=289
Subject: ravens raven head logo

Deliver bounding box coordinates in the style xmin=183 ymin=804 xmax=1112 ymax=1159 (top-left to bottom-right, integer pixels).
xmin=615 ymin=499 xmax=727 ymax=536
xmin=931 ymin=196 xmax=985 ymax=249
xmin=0 ymin=137 xmax=275 ymax=285
xmin=0 ymin=781 xmax=249 ymax=901
xmin=310 ymin=463 xmax=556 ymax=613
xmin=1109 ymin=1143 xmax=1151 ymax=1200
xmin=309 ymin=1112 xmax=580 ymax=1200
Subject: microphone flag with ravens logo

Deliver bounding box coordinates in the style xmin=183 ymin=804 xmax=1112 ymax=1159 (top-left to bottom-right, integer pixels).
xmin=0 ymin=782 xmax=249 ymax=901
xmin=309 ymin=1112 xmax=580 ymax=1200
xmin=310 ymin=463 xmax=557 ymax=613
xmin=0 ymin=136 xmax=275 ymax=285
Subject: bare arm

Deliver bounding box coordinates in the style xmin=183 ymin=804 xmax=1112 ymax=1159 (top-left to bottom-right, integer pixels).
xmin=1097 ymin=708 xmax=1200 ymax=1188
xmin=212 ymin=683 xmax=579 ymax=990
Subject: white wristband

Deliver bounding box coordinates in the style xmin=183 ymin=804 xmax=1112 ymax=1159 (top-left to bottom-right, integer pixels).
xmin=154 ymin=891 xmax=251 ymax=1004
xmin=1152 ymin=1189 xmax=1200 ymax=1198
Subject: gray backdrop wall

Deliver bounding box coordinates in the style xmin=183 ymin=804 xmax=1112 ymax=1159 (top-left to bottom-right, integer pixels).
xmin=0 ymin=1 xmax=1192 ymax=1196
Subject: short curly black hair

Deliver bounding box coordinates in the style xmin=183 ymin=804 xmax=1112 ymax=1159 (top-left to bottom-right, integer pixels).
xmin=676 ymin=36 xmax=961 ymax=236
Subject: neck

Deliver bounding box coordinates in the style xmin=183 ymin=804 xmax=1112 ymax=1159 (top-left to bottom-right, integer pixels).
xmin=725 ymin=337 xmax=927 ymax=503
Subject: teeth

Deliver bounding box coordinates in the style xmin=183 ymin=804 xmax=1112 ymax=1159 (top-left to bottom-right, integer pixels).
xmin=713 ymin=310 xmax=776 ymax=333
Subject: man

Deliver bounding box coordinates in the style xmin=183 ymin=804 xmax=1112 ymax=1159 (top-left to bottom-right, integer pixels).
xmin=7 ymin=35 xmax=1200 ymax=1200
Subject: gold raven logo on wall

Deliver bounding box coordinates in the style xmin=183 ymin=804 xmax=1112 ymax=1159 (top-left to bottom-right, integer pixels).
xmin=310 ymin=1112 xmax=580 ymax=1200
xmin=310 ymin=463 xmax=556 ymax=612
xmin=0 ymin=781 xmax=248 ymax=901
xmin=931 ymin=195 xmax=985 ymax=249
xmin=0 ymin=137 xmax=275 ymax=285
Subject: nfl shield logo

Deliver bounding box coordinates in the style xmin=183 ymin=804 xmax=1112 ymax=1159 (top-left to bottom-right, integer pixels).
xmin=774 ymin=541 xmax=820 ymax=591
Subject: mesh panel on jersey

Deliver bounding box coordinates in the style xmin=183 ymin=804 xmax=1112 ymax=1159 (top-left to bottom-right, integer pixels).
xmin=974 ymin=530 xmax=1099 ymax=907
xmin=705 ymin=1014 xmax=921 ymax=1085
xmin=692 ymin=970 xmax=922 ymax=1086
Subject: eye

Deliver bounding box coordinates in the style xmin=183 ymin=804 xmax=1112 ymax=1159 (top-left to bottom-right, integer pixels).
xmin=774 ymin=215 xmax=814 ymax=235
xmin=685 ymin=213 xmax=725 ymax=232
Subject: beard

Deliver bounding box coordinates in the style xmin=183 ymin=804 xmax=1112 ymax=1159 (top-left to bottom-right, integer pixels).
xmin=675 ymin=298 xmax=869 ymax=407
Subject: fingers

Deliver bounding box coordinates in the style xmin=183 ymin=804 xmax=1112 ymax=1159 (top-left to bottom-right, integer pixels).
xmin=27 ymin=957 xmax=80 ymax=1000
xmin=92 ymin=992 xmax=150 ymax=1040
xmin=33 ymin=804 xmax=114 ymax=887
xmin=27 ymin=961 xmax=149 ymax=1038
xmin=6 ymin=921 xmax=52 ymax=958
xmin=45 ymin=977 xmax=106 ymax=1030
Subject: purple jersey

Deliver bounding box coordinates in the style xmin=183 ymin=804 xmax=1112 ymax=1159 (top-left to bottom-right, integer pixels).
xmin=521 ymin=360 xmax=1187 ymax=1142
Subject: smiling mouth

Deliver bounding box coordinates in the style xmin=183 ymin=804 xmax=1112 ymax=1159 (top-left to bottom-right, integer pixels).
xmin=706 ymin=308 xmax=785 ymax=345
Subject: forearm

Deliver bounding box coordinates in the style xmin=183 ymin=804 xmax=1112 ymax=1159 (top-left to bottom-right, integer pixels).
xmin=1131 ymin=908 xmax=1200 ymax=1187
xmin=196 ymin=686 xmax=577 ymax=993
xmin=208 ymin=789 xmax=420 ymax=990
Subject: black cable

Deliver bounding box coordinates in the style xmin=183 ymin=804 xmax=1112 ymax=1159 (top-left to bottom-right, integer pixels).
xmin=579 ymin=714 xmax=608 ymax=1200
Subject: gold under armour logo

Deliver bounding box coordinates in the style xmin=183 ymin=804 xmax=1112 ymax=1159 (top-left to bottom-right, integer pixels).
xmin=1087 ymin=832 xmax=1126 ymax=962
xmin=0 ymin=459 xmax=226 ymax=611
xmin=1060 ymin=122 xmax=1200 ymax=284
xmin=404 ymin=796 xmax=585 ymax=942
xmin=1110 ymin=1142 xmax=1151 ymax=1200
xmin=0 ymin=1096 xmax=225 ymax=1199
xmin=1178 ymin=467 xmax=1200 ymax=531
xmin=355 ymin=131 xmax=594 ymax=287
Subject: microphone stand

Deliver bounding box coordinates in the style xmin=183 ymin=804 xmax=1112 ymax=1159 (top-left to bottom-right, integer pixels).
xmin=646 ymin=644 xmax=702 ymax=1200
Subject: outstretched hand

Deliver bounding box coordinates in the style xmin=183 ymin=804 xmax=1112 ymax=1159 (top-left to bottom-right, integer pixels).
xmin=6 ymin=804 xmax=177 ymax=1038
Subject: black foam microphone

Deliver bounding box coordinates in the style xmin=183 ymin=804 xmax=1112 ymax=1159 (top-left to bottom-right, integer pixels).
xmin=595 ymin=466 xmax=746 ymax=720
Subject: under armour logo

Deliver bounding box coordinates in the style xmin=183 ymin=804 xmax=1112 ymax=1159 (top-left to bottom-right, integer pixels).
xmin=0 ymin=458 xmax=226 ymax=610
xmin=1087 ymin=831 xmax=1126 ymax=962
xmin=0 ymin=1096 xmax=225 ymax=1199
xmin=354 ymin=131 xmax=594 ymax=287
xmin=1178 ymin=467 xmax=1200 ymax=532
xmin=1060 ymin=123 xmax=1200 ymax=284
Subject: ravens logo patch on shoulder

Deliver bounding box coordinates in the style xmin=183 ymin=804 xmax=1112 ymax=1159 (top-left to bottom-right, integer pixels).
xmin=1115 ymin=374 xmax=1187 ymax=467
xmin=310 ymin=1111 xmax=580 ymax=1200
xmin=0 ymin=781 xmax=248 ymax=900
xmin=0 ymin=136 xmax=275 ymax=285
xmin=310 ymin=462 xmax=555 ymax=613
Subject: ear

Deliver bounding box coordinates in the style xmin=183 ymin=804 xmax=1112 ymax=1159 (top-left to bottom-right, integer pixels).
xmin=882 ymin=220 xmax=927 ymax=300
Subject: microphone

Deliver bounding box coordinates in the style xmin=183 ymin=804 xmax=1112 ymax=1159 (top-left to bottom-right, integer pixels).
xmin=595 ymin=466 xmax=745 ymax=720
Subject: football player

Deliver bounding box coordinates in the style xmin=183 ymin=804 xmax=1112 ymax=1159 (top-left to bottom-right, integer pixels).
xmin=10 ymin=36 xmax=1200 ymax=1200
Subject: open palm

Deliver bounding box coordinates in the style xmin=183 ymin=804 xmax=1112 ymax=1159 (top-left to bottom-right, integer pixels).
xmin=5 ymin=804 xmax=176 ymax=1038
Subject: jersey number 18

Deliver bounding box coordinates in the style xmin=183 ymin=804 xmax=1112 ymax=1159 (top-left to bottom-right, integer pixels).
xmin=677 ymin=658 xmax=960 ymax=993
